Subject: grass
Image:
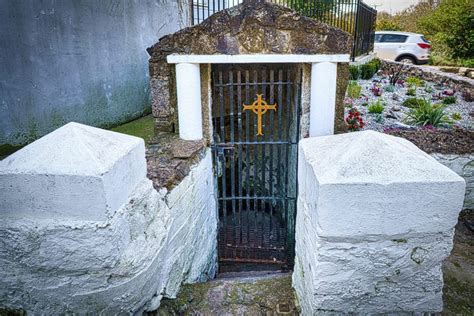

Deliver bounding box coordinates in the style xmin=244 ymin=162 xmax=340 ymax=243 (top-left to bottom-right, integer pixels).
xmin=110 ymin=114 xmax=155 ymax=145
xmin=368 ymin=100 xmax=385 ymax=114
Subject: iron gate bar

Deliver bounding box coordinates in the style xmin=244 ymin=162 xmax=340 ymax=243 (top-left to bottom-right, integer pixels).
xmin=212 ymin=64 xmax=300 ymax=265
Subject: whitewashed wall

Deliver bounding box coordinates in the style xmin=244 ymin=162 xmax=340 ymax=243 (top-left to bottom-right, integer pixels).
xmin=0 ymin=123 xmax=217 ymax=314
xmin=293 ymin=131 xmax=465 ymax=314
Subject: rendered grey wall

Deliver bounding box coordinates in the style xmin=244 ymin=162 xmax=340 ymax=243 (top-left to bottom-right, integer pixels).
xmin=0 ymin=0 xmax=189 ymax=146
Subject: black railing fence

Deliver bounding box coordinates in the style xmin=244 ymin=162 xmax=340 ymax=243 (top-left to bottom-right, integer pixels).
xmin=190 ymin=0 xmax=377 ymax=59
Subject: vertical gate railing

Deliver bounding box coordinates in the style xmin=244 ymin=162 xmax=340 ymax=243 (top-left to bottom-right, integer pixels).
xmin=190 ymin=0 xmax=377 ymax=60
xmin=211 ymin=65 xmax=300 ymax=265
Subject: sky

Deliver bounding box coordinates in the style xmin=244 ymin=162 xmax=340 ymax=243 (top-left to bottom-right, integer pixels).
xmin=364 ymin=0 xmax=419 ymax=14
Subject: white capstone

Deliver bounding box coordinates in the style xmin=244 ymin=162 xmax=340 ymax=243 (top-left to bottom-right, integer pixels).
xmin=0 ymin=122 xmax=146 ymax=221
xmin=0 ymin=140 xmax=217 ymax=314
xmin=293 ymin=131 xmax=466 ymax=314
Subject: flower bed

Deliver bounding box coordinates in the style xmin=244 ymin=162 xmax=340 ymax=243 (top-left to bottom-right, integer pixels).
xmin=344 ymin=64 xmax=474 ymax=133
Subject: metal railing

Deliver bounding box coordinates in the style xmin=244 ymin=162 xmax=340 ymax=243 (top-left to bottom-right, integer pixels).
xmin=190 ymin=0 xmax=377 ymax=60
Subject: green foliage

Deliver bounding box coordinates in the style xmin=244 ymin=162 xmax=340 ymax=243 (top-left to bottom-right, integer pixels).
xmin=374 ymin=113 xmax=385 ymax=123
xmin=405 ymin=101 xmax=451 ymax=127
xmin=442 ymin=96 xmax=457 ymax=105
xmin=384 ymin=85 xmax=395 ymax=92
xmin=424 ymin=85 xmax=434 ymax=93
xmin=361 ymin=102 xmax=369 ymax=107
xmin=418 ymin=0 xmax=474 ymax=60
xmin=110 ymin=115 xmax=155 ymax=145
xmin=368 ymin=99 xmax=385 ymax=114
xmin=360 ymin=59 xmax=381 ymax=80
xmin=349 ymin=65 xmax=361 ymax=80
xmin=451 ymin=112 xmax=462 ymax=120
xmin=406 ymin=76 xmax=424 ymax=88
xmin=406 ymin=86 xmax=417 ymax=96
xmin=347 ymin=81 xmax=362 ymax=99
xmin=402 ymin=97 xmax=426 ymax=108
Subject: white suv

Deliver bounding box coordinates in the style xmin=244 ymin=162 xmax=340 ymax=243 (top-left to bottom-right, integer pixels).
xmin=374 ymin=31 xmax=431 ymax=65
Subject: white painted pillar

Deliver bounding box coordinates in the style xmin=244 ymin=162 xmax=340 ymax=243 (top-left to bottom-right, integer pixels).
xmin=309 ymin=62 xmax=338 ymax=137
xmin=175 ymin=63 xmax=203 ymax=140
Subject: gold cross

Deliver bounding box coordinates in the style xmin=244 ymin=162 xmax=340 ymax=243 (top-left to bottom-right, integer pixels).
xmin=242 ymin=94 xmax=277 ymax=136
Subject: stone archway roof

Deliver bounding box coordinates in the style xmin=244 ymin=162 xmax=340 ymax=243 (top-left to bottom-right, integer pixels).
xmin=147 ymin=0 xmax=352 ymax=60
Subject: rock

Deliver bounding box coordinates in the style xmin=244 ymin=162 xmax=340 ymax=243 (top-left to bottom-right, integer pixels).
xmin=392 ymin=93 xmax=400 ymax=101
xmin=171 ymin=139 xmax=204 ymax=159
xmin=391 ymin=122 xmax=414 ymax=130
xmin=385 ymin=110 xmax=400 ymax=120
xmin=391 ymin=105 xmax=401 ymax=111
xmin=458 ymin=67 xmax=468 ymax=75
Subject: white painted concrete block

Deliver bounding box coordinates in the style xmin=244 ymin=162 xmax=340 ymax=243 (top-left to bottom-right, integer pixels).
xmin=0 ymin=122 xmax=146 ymax=221
xmin=175 ymin=63 xmax=203 ymax=140
xmin=0 ymin=147 xmax=217 ymax=314
xmin=309 ymin=62 xmax=338 ymax=137
xmin=294 ymin=131 xmax=466 ymax=314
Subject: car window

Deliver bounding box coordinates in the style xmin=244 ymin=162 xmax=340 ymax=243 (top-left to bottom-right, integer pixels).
xmin=421 ymin=36 xmax=430 ymax=43
xmin=375 ymin=34 xmax=383 ymax=43
xmin=381 ymin=34 xmax=408 ymax=43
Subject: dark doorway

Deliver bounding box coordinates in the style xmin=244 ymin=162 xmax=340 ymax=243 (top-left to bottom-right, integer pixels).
xmin=211 ymin=64 xmax=301 ymax=271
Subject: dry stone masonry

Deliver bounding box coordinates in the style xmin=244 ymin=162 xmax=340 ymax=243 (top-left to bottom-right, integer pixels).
xmin=0 ymin=123 xmax=217 ymax=314
xmin=294 ymin=131 xmax=465 ymax=314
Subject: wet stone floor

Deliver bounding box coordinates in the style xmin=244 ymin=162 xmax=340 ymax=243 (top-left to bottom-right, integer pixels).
xmin=153 ymin=212 xmax=473 ymax=315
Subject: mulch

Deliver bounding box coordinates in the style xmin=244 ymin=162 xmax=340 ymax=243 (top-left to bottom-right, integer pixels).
xmin=384 ymin=127 xmax=474 ymax=155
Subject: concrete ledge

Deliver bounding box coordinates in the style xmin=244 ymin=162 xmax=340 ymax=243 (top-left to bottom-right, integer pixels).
xmin=167 ymin=54 xmax=351 ymax=64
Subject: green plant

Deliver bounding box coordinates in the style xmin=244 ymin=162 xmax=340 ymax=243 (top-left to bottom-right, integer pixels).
xmin=347 ymin=81 xmax=362 ymax=99
xmin=405 ymin=101 xmax=452 ymax=127
xmin=361 ymin=102 xmax=369 ymax=107
xmin=368 ymin=100 xmax=385 ymax=114
xmin=406 ymin=86 xmax=417 ymax=96
xmin=442 ymin=96 xmax=457 ymax=105
xmin=374 ymin=113 xmax=385 ymax=123
xmin=451 ymin=112 xmax=462 ymax=120
xmin=424 ymin=85 xmax=434 ymax=93
xmin=360 ymin=59 xmax=381 ymax=80
xmin=402 ymin=97 xmax=426 ymax=108
xmin=349 ymin=65 xmax=361 ymax=80
xmin=406 ymin=76 xmax=424 ymax=88
xmin=384 ymin=85 xmax=395 ymax=92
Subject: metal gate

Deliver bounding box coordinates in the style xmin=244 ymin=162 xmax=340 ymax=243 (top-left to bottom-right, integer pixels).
xmin=211 ymin=64 xmax=301 ymax=266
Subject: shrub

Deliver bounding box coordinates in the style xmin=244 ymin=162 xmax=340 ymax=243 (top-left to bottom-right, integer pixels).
xmin=349 ymin=65 xmax=361 ymax=80
xmin=405 ymin=101 xmax=451 ymax=127
xmin=451 ymin=112 xmax=462 ymax=120
xmin=345 ymin=108 xmax=365 ymax=131
xmin=406 ymin=86 xmax=417 ymax=96
xmin=402 ymin=97 xmax=426 ymax=108
xmin=442 ymin=96 xmax=457 ymax=105
xmin=347 ymin=81 xmax=362 ymax=99
xmin=424 ymin=85 xmax=434 ymax=93
xmin=360 ymin=59 xmax=381 ymax=80
xmin=384 ymin=85 xmax=395 ymax=92
xmin=368 ymin=100 xmax=385 ymax=114
xmin=406 ymin=76 xmax=424 ymax=88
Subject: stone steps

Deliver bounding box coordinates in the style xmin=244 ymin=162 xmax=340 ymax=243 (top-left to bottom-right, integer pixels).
xmin=154 ymin=271 xmax=299 ymax=315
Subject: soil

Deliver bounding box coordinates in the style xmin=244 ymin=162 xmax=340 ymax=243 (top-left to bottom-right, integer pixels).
xmin=384 ymin=127 xmax=474 ymax=154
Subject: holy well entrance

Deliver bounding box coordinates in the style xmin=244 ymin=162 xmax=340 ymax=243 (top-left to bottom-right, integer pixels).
xmin=211 ymin=64 xmax=301 ymax=268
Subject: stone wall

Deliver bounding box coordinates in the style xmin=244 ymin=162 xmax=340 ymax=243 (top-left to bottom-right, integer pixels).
xmin=0 ymin=124 xmax=217 ymax=314
xmin=432 ymin=153 xmax=474 ymax=210
xmin=147 ymin=0 xmax=352 ymax=134
xmin=0 ymin=0 xmax=188 ymax=147
xmin=380 ymin=60 xmax=474 ymax=101
xmin=293 ymin=131 xmax=465 ymax=314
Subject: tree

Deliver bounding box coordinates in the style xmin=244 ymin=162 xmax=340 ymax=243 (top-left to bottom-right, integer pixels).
xmin=418 ymin=0 xmax=474 ymax=59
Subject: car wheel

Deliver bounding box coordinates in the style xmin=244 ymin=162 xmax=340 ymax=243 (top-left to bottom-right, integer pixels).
xmin=398 ymin=56 xmax=416 ymax=64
